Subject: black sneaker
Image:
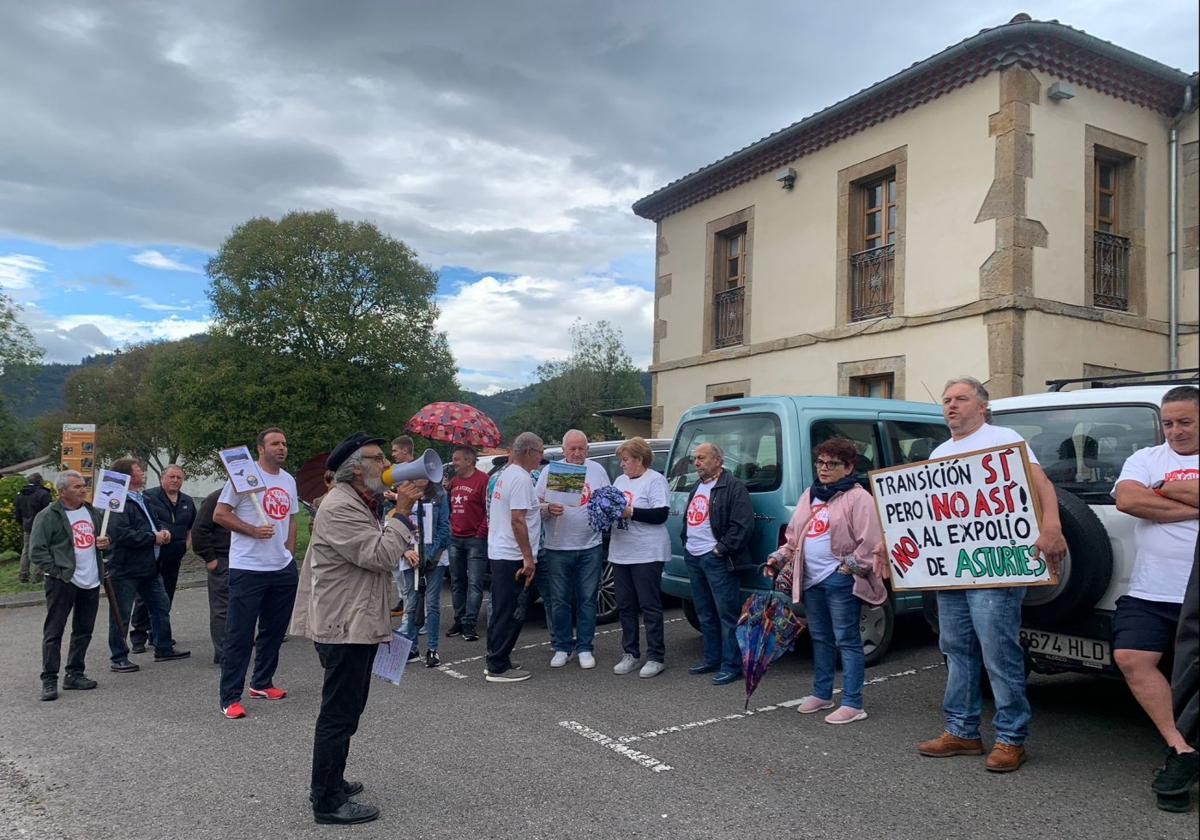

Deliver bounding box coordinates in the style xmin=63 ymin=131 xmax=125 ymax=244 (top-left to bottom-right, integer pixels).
xmin=129 ymin=642 xmax=147 ymax=655
xmin=154 ymin=648 xmax=191 ymax=662
xmin=425 ymin=650 xmax=441 ymax=668
xmin=110 ymin=660 xmax=139 ymax=673
xmin=462 ymin=629 xmax=479 ymax=642
xmin=484 ymin=665 xmax=531 ymax=683
xmin=62 ymin=673 xmax=97 ymax=690
xmin=1152 ymin=748 xmax=1200 ymax=796
xmin=314 ymin=801 xmax=380 ymax=825
xmin=40 ymin=680 xmax=57 ymax=701
xmin=406 ymin=647 xmax=421 ymax=662
xmin=446 ymin=622 xmax=463 ymax=637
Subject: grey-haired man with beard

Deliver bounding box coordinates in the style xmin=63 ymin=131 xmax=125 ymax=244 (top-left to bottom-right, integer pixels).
xmin=290 ymin=433 xmax=419 ymax=826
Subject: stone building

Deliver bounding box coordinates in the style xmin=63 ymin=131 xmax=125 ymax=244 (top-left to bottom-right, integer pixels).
xmin=633 ymin=15 xmax=1198 ymax=435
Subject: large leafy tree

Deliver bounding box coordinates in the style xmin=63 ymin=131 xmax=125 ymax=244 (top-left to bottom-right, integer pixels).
xmin=0 ymin=292 xmax=44 ymax=465
xmin=503 ymin=320 xmax=644 ymax=442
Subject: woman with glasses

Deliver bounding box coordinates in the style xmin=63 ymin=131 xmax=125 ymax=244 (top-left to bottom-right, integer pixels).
xmin=766 ymin=437 xmax=887 ymax=724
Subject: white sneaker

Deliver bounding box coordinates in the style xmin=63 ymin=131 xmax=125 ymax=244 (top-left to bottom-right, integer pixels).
xmin=613 ymin=654 xmax=639 ymax=675
xmin=578 ymin=652 xmax=596 ymax=670
xmin=639 ymin=660 xmax=665 ymax=679
xmin=550 ymin=651 xmax=571 ymax=668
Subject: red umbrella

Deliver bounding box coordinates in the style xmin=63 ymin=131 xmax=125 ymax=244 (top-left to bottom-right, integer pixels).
xmin=405 ymin=401 xmax=502 ymax=449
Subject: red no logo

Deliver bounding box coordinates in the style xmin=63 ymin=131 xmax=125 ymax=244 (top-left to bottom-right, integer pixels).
xmin=623 ymin=490 xmax=634 ymax=507
xmin=263 ymin=487 xmax=291 ymax=521
xmin=72 ymin=520 xmax=95 ymax=549
xmin=580 ymin=483 xmax=592 ymax=505
xmin=807 ymin=505 xmax=830 ymax=537
xmin=686 ymin=495 xmax=709 ymax=526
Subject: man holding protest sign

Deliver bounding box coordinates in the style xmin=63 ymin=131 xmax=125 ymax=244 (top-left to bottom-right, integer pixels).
xmin=1112 ymin=385 xmax=1199 ymax=797
xmin=909 ymin=377 xmax=1066 ymax=772
xmin=213 ymin=428 xmax=299 ymax=720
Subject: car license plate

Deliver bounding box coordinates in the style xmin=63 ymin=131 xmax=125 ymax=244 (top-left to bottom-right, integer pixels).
xmin=1020 ymin=628 xmax=1112 ymax=668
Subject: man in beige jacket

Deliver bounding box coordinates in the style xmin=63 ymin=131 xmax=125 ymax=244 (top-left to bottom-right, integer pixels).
xmin=290 ymin=432 xmax=418 ymax=826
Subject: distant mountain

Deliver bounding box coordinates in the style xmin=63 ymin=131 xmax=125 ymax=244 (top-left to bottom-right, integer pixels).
xmin=458 ymin=372 xmax=650 ymax=424
xmin=0 ymin=355 xmax=115 ymax=421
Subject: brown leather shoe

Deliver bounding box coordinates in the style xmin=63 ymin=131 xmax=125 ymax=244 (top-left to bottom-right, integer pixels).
xmin=985 ymin=743 xmax=1026 ymax=772
xmin=917 ymin=731 xmax=985 ymax=757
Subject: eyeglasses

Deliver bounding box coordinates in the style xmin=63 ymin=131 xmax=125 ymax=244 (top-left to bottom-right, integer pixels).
xmin=815 ymin=459 xmax=847 ymax=469
xmin=362 ymin=453 xmax=386 ymax=463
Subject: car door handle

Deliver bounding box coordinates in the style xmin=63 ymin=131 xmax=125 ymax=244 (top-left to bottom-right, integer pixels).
xmin=753 ymin=513 xmax=775 ymax=522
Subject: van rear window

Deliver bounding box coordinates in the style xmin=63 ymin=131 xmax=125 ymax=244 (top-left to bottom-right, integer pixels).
xmin=991 ymin=404 xmax=1161 ymax=503
xmin=668 ymin=414 xmax=781 ymax=492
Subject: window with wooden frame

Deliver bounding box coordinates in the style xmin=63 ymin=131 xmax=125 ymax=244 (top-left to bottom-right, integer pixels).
xmin=849 ymin=373 xmax=894 ymax=399
xmin=862 ymin=175 xmax=897 ymax=250
xmin=849 ymin=172 xmax=897 ymax=321
xmin=1094 ymin=158 xmax=1119 ymax=234
xmin=1092 ymin=155 xmax=1131 ymax=310
xmin=718 ymin=226 xmax=748 ymax=289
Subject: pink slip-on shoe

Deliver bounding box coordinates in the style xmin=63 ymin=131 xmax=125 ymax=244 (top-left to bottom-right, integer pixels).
xmin=797 ymin=696 xmax=835 ymax=714
xmin=824 ymin=706 xmax=868 ymax=725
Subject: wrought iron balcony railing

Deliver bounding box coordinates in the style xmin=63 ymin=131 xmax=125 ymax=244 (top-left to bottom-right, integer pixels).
xmin=849 ymin=243 xmax=894 ymax=321
xmin=1093 ymin=230 xmax=1130 ymax=310
xmin=713 ymin=285 xmax=745 ymax=348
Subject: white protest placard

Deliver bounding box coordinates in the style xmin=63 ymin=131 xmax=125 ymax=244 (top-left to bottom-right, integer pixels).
xmin=868 ymin=442 xmax=1054 ymax=591
xmin=219 ymin=446 xmax=267 ymax=493
xmin=372 ymin=631 xmax=414 ymax=685
xmin=544 ymin=461 xmax=587 ymax=506
xmin=95 ymin=470 xmax=131 ymax=513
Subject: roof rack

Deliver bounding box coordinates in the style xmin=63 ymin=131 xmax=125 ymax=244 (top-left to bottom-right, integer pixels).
xmin=1045 ymin=368 xmax=1200 ymax=392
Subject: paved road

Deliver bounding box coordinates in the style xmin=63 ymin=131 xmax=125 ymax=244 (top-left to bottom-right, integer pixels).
xmin=0 ymin=588 xmax=1193 ymax=839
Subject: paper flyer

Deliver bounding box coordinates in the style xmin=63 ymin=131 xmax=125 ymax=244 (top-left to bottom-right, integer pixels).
xmin=544 ymin=460 xmax=587 ymax=506
xmin=95 ymin=470 xmax=131 ymax=513
xmin=372 ymin=631 xmax=415 ymax=685
xmin=218 ymin=445 xmax=267 ymax=494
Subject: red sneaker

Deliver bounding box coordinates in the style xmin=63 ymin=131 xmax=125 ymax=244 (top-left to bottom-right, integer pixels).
xmin=248 ymin=686 xmax=287 ymax=700
xmin=222 ymin=702 xmax=247 ymax=719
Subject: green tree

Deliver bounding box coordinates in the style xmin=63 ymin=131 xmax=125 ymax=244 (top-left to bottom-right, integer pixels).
xmin=503 ymin=320 xmax=644 ymax=443
xmin=0 ymin=292 xmax=44 ymax=466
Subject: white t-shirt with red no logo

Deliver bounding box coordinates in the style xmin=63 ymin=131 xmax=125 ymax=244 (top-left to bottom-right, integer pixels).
xmin=685 ymin=478 xmax=718 ymax=556
xmin=218 ymin=469 xmax=298 ymax=572
xmin=536 ymin=459 xmax=609 ymax=551
xmin=803 ymin=501 xmax=840 ymax=589
xmin=608 ymin=470 xmax=671 ymax=565
xmin=1114 ymin=442 xmax=1199 ymax=604
xmin=65 ymin=506 xmax=100 ymax=590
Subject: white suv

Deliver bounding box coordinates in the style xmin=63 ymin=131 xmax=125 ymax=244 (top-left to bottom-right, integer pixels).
xmin=982 ymin=376 xmax=1196 ymax=676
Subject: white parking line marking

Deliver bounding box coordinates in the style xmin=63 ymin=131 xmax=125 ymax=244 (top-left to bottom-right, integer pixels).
xmin=617 ymin=661 xmax=944 ymax=744
xmin=559 ymin=721 xmax=674 ymax=773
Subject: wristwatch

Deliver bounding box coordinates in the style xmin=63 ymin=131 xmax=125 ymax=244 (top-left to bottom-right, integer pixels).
xmin=1152 ymin=480 xmax=1165 ymax=497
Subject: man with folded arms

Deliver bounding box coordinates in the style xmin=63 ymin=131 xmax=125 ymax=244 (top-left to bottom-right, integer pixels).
xmin=291 ymin=432 xmax=417 ymax=825
xmin=29 ymin=470 xmax=109 ymax=700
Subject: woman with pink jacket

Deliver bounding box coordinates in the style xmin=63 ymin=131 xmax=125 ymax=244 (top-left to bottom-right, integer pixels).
xmin=766 ymin=437 xmax=887 ymax=725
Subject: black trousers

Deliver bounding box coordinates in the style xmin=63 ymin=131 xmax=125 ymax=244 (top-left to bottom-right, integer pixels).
xmin=311 ymin=642 xmax=377 ymax=812
xmin=1173 ymin=542 xmax=1199 ymax=747
xmin=486 ymin=558 xmax=525 ymax=674
xmin=219 ymin=563 xmax=298 ymax=707
xmin=207 ymin=567 xmax=230 ymax=662
xmin=130 ymin=549 xmax=184 ymax=646
xmin=42 ymin=578 xmax=100 ymax=681
xmin=613 ymin=561 xmax=666 ymax=662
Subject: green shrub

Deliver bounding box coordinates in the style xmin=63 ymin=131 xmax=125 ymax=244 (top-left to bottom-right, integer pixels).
xmin=0 ymin=475 xmax=57 ymax=553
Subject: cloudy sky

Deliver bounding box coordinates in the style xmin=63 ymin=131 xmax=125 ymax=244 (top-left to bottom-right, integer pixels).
xmin=1 ymin=1 xmax=1196 ymax=393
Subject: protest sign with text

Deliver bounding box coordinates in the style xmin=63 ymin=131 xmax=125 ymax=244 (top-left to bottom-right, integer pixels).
xmin=868 ymin=442 xmax=1054 ymax=591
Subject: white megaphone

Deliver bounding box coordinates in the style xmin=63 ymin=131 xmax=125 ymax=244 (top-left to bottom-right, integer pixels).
xmin=382 ymin=448 xmax=444 ymax=487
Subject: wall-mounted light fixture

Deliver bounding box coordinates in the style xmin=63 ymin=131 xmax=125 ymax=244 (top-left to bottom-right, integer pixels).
xmin=1047 ymin=81 xmax=1076 ymax=101
xmin=775 ymin=167 xmax=797 ymax=190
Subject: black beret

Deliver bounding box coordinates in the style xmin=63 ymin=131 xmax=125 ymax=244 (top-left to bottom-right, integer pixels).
xmin=326 ymin=432 xmax=387 ymax=472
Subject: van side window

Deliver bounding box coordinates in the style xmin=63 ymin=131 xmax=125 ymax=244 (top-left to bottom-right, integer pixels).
xmin=810 ymin=419 xmax=882 ymax=487
xmin=669 ymin=414 xmax=782 ymax=492
xmin=883 ymin=420 xmax=951 ymax=465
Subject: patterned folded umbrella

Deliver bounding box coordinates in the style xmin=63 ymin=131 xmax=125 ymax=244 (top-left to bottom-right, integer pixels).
xmin=736 ymin=591 xmax=805 ymax=710
xmin=404 ymin=401 xmax=502 ymax=449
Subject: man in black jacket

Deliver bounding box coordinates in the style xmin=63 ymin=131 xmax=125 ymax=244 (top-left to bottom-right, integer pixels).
xmin=15 ymin=473 xmax=52 ymax=583
xmin=192 ymin=489 xmax=232 ymax=665
xmin=679 ymin=443 xmax=755 ymax=686
xmin=105 ymin=458 xmax=189 ymax=672
xmin=130 ymin=465 xmax=196 ymax=653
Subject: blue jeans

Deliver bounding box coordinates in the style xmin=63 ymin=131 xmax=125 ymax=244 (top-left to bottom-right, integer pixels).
xmin=684 ymin=551 xmax=743 ymax=673
xmin=400 ymin=565 xmax=445 ymax=651
xmin=805 ymin=572 xmax=864 ymax=709
xmin=541 ymin=545 xmax=604 ymax=654
xmin=108 ymin=574 xmax=173 ymax=662
xmin=448 ymin=537 xmax=487 ymax=632
xmin=937 ymin=587 xmax=1030 ymax=746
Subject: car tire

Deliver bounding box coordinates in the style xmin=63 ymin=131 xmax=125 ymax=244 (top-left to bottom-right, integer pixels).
xmin=683 ymin=599 xmax=702 ymax=632
xmin=861 ymin=598 xmax=895 ymax=667
xmin=1022 ymin=487 xmax=1112 ymax=625
xmin=595 ymin=560 xmax=618 ymax=625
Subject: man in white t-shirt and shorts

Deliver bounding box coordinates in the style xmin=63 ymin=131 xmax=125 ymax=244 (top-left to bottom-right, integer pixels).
xmin=1113 ymin=385 xmax=1200 ymax=796
xmin=485 ymin=431 xmax=543 ymax=683
xmin=213 ymin=427 xmax=300 ymax=719
xmin=915 ymin=377 xmax=1066 ymax=773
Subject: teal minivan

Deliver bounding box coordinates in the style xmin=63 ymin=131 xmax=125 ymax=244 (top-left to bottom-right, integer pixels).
xmin=661 ymin=395 xmax=950 ymax=665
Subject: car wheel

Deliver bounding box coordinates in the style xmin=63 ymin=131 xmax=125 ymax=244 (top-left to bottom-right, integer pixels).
xmin=861 ymin=599 xmax=895 ymax=667
xmin=595 ymin=560 xmax=618 ymax=625
xmin=683 ymin=599 xmax=702 ymax=632
xmin=1022 ymin=487 xmax=1112 ymax=625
